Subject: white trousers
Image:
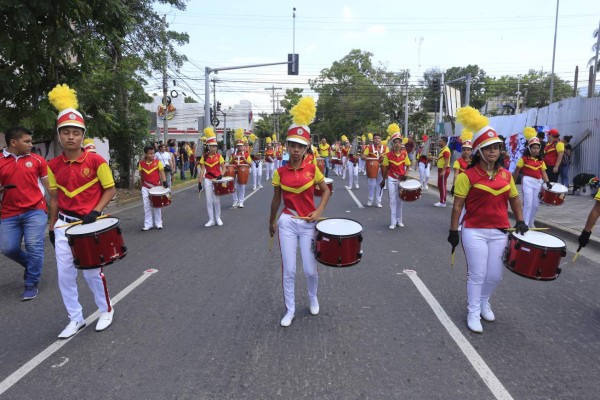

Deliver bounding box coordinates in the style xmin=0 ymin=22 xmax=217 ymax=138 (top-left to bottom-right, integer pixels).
xmin=347 ymin=161 xmax=359 ymax=188
xmin=141 ymin=187 xmax=163 ymax=229
xmin=54 ymin=220 xmax=111 ymax=322
xmin=275 ymin=159 xmax=282 ymax=169
xmin=522 ymin=176 xmax=542 ymax=227
xmin=418 ymin=162 xmax=430 ymax=187
xmin=367 ymin=170 xmax=383 ymax=203
xmin=358 ymin=158 xmax=366 ymax=173
xmin=251 ymin=161 xmax=263 ymax=188
xmin=387 ymin=177 xmax=404 ymax=225
xmin=278 ymin=213 xmax=318 ymax=315
xmin=461 ymin=228 xmax=507 ymax=315
xmin=232 ymin=182 xmax=246 ymax=204
xmin=341 ymin=156 xmax=348 ymax=179
xmin=334 ymin=160 xmax=342 ymax=175
xmin=265 ymin=162 xmax=275 ymax=180
xmin=204 ymin=178 xmax=221 ymax=221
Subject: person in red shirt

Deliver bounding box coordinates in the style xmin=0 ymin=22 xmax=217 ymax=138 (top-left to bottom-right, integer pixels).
xmin=47 ymin=84 xmax=117 ymax=339
xmin=264 ymin=137 xmax=276 ymax=181
xmin=451 ymin=129 xmax=473 ymax=195
xmin=449 ymin=106 xmax=526 ymax=334
xmin=138 ymin=145 xmax=168 ymax=230
xmin=199 ymin=129 xmax=225 ymax=226
xmin=381 ymin=133 xmax=411 ymax=229
xmin=230 ymin=130 xmax=252 ymax=208
xmin=363 ymin=132 xmax=387 ymax=207
xmin=435 ymin=136 xmax=451 ymax=207
xmin=269 ymin=97 xmax=330 ymax=328
xmin=543 ymin=128 xmax=564 ymax=182
xmin=0 ymin=126 xmax=50 ymax=300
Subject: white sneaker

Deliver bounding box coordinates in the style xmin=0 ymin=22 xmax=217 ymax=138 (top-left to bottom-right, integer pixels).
xmin=259 ymin=184 xmax=263 ymax=188
xmin=280 ymin=312 xmax=294 ymax=327
xmin=345 ymin=185 xmax=352 ymax=190
xmin=367 ymin=200 xmax=373 ymax=207
xmin=355 ymin=184 xmax=359 ymax=189
xmin=397 ymin=222 xmax=404 ymax=227
xmin=433 ymin=202 xmax=446 ymax=207
xmin=480 ymin=302 xmax=495 ymax=322
xmin=216 ymin=218 xmax=223 ymax=226
xmin=424 ymin=184 xmax=429 ymax=190
xmin=232 ymin=202 xmax=239 ymax=208
xmin=96 ymin=308 xmax=114 ymax=332
xmin=389 ymin=224 xmax=396 ymax=230
xmin=58 ymin=320 xmax=86 ymax=339
xmin=205 ymin=220 xmax=215 ymax=227
xmin=376 ymin=203 xmax=382 ymax=208
xmin=467 ymin=313 xmax=483 ymax=333
xmin=310 ymin=299 xmax=320 ymax=315
xmin=253 ymin=186 xmax=257 ymax=191
xmin=142 ymin=227 xmax=152 ymax=231
xmin=238 ymin=203 xmax=244 ymax=208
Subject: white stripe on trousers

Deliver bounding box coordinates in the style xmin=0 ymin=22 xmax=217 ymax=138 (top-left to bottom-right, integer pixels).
xmin=387 ymin=177 xmax=404 ymax=225
xmin=141 ymin=187 xmax=162 ymax=229
xmin=54 ymin=220 xmax=111 ymax=322
xmin=277 ymin=213 xmax=318 ymax=315
xmin=461 ymin=228 xmax=507 ymax=315
xmin=204 ymin=178 xmax=221 ymax=221
xmin=522 ymin=175 xmax=542 ymax=227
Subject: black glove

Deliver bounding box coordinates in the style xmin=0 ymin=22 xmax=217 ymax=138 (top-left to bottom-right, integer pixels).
xmin=545 ymin=181 xmax=553 ymax=190
xmin=514 ymin=220 xmax=529 ymax=235
xmin=447 ymin=230 xmax=460 ymax=249
xmin=162 ymin=181 xmax=168 ymax=188
xmin=379 ymin=180 xmax=386 ymax=189
xmin=198 ymin=182 xmax=203 ymax=192
xmin=578 ymin=230 xmax=591 ymax=248
xmin=82 ymin=210 xmax=101 ymax=225
xmin=450 ymin=185 xmax=455 ymax=196
xmin=216 ymin=175 xmax=223 ymax=180
xmin=49 ymin=230 xmax=55 ymax=247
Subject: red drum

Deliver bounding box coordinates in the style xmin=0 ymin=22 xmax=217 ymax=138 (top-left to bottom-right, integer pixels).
xmin=330 ymin=157 xmax=340 ymax=165
xmin=539 ymin=183 xmax=568 ymax=206
xmin=149 ymin=186 xmax=172 ymax=208
xmin=399 ymin=179 xmax=422 ymax=201
xmin=316 ymin=158 xmax=325 ymax=173
xmin=314 ymin=218 xmax=363 ymax=268
xmin=224 ymin=164 xmax=236 ymax=178
xmin=65 ymin=217 xmax=127 ymax=269
xmin=236 ymin=164 xmax=249 ymax=184
xmin=213 ymin=176 xmax=235 ymax=196
xmin=366 ymin=158 xmax=380 ymax=179
xmin=504 ymin=231 xmax=566 ymax=281
xmin=314 ymin=178 xmax=333 ymax=197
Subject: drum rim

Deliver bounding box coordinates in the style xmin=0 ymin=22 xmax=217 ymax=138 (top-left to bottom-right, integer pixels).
xmin=316 ymin=217 xmax=363 ymax=237
xmin=399 ymin=179 xmax=422 ymax=189
xmin=509 ymin=231 xmax=566 ymax=249
xmin=505 ymin=264 xmax=559 ymax=281
xmin=148 ymin=186 xmax=171 ymax=195
xmin=66 ymin=217 xmax=120 ymax=237
xmin=214 ymin=176 xmax=234 ymax=182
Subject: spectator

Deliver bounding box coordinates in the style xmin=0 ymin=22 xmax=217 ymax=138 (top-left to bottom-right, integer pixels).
xmin=179 ymin=142 xmax=189 ymax=180
xmin=405 ymin=135 xmax=415 ymax=170
xmin=560 ymin=135 xmax=572 ymax=187
xmin=155 ymin=144 xmax=174 ymax=187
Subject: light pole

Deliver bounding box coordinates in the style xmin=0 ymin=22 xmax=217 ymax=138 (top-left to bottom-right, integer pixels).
xmin=549 ymin=0 xmax=559 ymax=104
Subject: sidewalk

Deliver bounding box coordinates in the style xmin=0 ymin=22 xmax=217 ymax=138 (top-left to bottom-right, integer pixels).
xmin=408 ymin=167 xmax=600 ymax=246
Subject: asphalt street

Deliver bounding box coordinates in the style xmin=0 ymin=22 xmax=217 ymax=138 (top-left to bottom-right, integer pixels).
xmin=1 ymin=171 xmax=599 ymax=399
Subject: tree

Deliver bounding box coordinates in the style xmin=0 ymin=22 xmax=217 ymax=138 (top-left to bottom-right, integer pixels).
xmin=253 ymin=88 xmax=301 ymax=140
xmin=184 ymin=96 xmax=199 ymax=103
xmin=518 ymin=69 xmax=573 ymax=108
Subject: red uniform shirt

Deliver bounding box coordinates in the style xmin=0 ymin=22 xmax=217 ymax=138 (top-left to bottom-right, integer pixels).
xmin=275 ymin=146 xmax=283 ymax=160
xmin=138 ymin=159 xmax=164 ymax=188
xmin=364 ymin=144 xmax=387 ymax=161
xmin=199 ymin=153 xmax=224 ymax=179
xmin=48 ymin=151 xmax=115 ymax=216
xmin=543 ymin=140 xmax=564 ymax=166
xmin=454 ymin=165 xmax=518 ymax=229
xmin=453 ymin=157 xmax=469 ymax=174
xmin=231 ymin=150 xmax=251 ymax=165
xmin=341 ymin=147 xmax=349 ymax=157
xmin=264 ymin=148 xmax=275 ymax=162
xmin=382 ymin=150 xmax=411 ymax=179
xmin=517 ymin=156 xmax=546 ymax=179
xmin=272 ymin=160 xmax=324 ymax=218
xmin=0 ymin=150 xmax=48 ymax=219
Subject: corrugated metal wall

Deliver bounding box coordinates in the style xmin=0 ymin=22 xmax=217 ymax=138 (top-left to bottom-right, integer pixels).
xmin=448 ymin=96 xmax=600 ymax=177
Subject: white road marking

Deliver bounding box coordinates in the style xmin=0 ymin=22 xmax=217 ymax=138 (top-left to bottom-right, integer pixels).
xmin=0 ymin=269 xmax=159 ymax=396
xmin=403 ymin=269 xmax=514 ymax=400
xmin=345 ymin=187 xmax=364 ymax=208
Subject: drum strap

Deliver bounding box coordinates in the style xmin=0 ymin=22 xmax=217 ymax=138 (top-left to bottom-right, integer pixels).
xmin=59 ymin=210 xmax=84 ymax=220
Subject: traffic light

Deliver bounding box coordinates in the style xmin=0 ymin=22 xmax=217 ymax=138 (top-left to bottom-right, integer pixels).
xmin=432 ymin=78 xmax=440 ymax=93
xmin=288 ymin=53 xmax=299 ymax=75
xmin=217 ymin=101 xmax=222 ymax=111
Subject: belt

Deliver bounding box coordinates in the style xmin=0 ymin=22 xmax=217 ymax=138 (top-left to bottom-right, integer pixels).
xmin=58 ymin=213 xmax=80 ymax=223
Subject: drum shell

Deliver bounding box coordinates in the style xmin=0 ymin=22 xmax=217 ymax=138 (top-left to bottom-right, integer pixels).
xmin=399 ymin=185 xmax=422 ymax=201
xmin=66 ymin=222 xmax=127 ymax=269
xmin=213 ymin=178 xmax=235 ymax=196
xmin=504 ymin=233 xmax=566 ymax=280
xmin=224 ymin=164 xmax=236 ymax=178
xmin=149 ymin=190 xmax=172 ymax=208
xmin=366 ymin=158 xmax=380 ymax=179
xmin=331 ymin=157 xmax=340 ymax=165
xmin=314 ymin=179 xmax=333 ymax=197
xmin=539 ymin=187 xmax=566 ymax=206
xmin=314 ymin=220 xmax=363 ymax=267
xmin=237 ymin=164 xmax=250 ymax=184
xmin=316 ymin=158 xmax=325 ymax=173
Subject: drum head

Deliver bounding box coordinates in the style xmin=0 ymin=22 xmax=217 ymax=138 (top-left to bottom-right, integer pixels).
xmin=324 ymin=178 xmax=333 ymax=184
xmin=512 ymin=231 xmax=566 ymax=248
xmin=149 ymin=186 xmax=170 ymax=195
xmin=316 ymin=218 xmax=362 ymax=236
xmin=66 ymin=217 xmax=119 ymax=236
xmin=215 ymin=176 xmax=234 ymax=182
xmin=399 ymin=179 xmax=421 ymax=190
xmin=549 ymin=183 xmax=568 ymax=194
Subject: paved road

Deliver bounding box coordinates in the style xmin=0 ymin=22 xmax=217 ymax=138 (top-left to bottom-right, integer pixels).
xmin=1 ymin=172 xmax=599 ymax=399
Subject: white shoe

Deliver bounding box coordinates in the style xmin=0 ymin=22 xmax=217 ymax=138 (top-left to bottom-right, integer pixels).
xmin=355 ymin=185 xmax=359 ymax=189
xmin=96 ymin=309 xmax=114 ymax=332
xmin=205 ymin=220 xmax=215 ymax=227
xmin=345 ymin=185 xmax=352 ymax=190
xmin=58 ymin=320 xmax=86 ymax=339
xmin=280 ymin=312 xmax=294 ymax=327
xmin=253 ymin=186 xmax=257 ymax=191
xmin=467 ymin=313 xmax=483 ymax=333
xmin=232 ymin=202 xmax=239 ymax=208
xmin=238 ymin=203 xmax=244 ymax=208
xmin=376 ymin=203 xmax=382 ymax=208
xmin=480 ymin=302 xmax=496 ymax=322
xmin=397 ymin=222 xmax=404 ymax=227
xmin=424 ymin=184 xmax=429 ymax=190
xmin=367 ymin=200 xmax=373 ymax=207
xmin=259 ymin=184 xmax=263 ymax=188
xmin=389 ymin=224 xmax=396 ymax=230
xmin=310 ymin=299 xmax=320 ymax=315
xmin=216 ymin=218 xmax=223 ymax=226
xmin=433 ymin=202 xmax=446 ymax=207
xmin=142 ymin=227 xmax=152 ymax=231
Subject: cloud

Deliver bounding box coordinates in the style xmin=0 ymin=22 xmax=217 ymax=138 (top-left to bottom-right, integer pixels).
xmin=341 ymin=6 xmax=353 ymax=22
xmin=367 ymin=25 xmax=387 ymax=36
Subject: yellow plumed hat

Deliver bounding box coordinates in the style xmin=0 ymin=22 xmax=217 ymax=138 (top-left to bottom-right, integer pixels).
xmin=456 ymin=106 xmax=501 ymax=151
xmin=48 ymin=84 xmax=86 ymax=133
xmin=382 ymin=139 xmax=388 ymax=146
xmin=249 ymin=133 xmax=257 ymax=143
xmin=387 ymin=123 xmax=400 ymax=136
xmin=272 ymin=133 xmax=277 ymax=142
xmin=367 ymin=133 xmax=373 ymax=141
xmin=523 ymin=126 xmax=540 ymax=146
xmin=235 ymin=128 xmax=244 ymax=145
xmin=204 ymin=127 xmax=217 ymax=145
xmin=266 ymin=137 xmax=272 ymax=144
xmin=287 ymin=97 xmax=317 ymax=145
xmin=402 ymin=137 xmax=409 ymax=145
xmin=460 ymin=128 xmax=473 ymax=149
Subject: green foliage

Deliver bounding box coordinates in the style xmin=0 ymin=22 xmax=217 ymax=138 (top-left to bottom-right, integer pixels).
xmin=184 ymin=96 xmax=199 ymax=103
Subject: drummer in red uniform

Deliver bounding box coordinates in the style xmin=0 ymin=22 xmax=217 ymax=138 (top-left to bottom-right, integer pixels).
xmin=363 ymin=132 xmax=387 ymax=207
xmin=47 ymin=84 xmax=117 ymax=338
xmin=269 ymin=97 xmax=330 ymax=328
xmin=264 ymin=137 xmax=276 ymax=181
xmin=543 ymin=128 xmax=564 ymax=183
xmin=449 ymin=106 xmax=527 ymax=334
xmin=198 ymin=128 xmax=225 ymax=227
xmin=138 ymin=145 xmax=168 ymax=231
xmin=230 ymin=129 xmax=252 ymax=208
xmin=381 ymin=133 xmax=411 ymax=229
xmin=450 ymin=129 xmax=473 ymax=196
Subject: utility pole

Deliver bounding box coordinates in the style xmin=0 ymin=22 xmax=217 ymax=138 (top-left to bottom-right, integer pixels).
xmin=265 ymin=85 xmax=282 ymax=134
xmin=573 ymin=66 xmax=579 ymax=97
xmin=592 ymin=19 xmax=600 ymax=95
xmin=465 ymin=73 xmax=472 ymax=106
xmin=162 ymin=14 xmax=168 ymax=145
xmin=403 ymin=79 xmax=409 ymax=137
xmin=516 ymin=75 xmax=522 ymax=113
xmin=438 ymin=73 xmax=444 ymax=135
xmin=549 ymin=0 xmax=559 ymax=104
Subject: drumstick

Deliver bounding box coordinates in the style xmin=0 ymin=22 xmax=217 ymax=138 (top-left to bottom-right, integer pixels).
xmin=451 ymin=250 xmax=455 ymax=268
xmin=572 ymin=245 xmax=582 ymax=263
xmin=55 ymin=214 xmax=111 ymax=229
xmin=292 ymin=216 xmax=327 ymax=221
xmin=506 ymin=227 xmax=550 ymax=232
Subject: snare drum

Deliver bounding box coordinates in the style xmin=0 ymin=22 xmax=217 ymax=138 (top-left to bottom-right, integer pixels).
xmin=504 ymin=231 xmax=566 ymax=281
xmin=399 ymin=179 xmax=422 ymax=201
xmin=213 ymin=176 xmax=235 ymax=196
xmin=314 ymin=178 xmax=333 ymax=197
xmin=148 ymin=186 xmax=172 ymax=208
xmin=314 ymin=219 xmax=363 ymax=267
xmin=331 ymin=157 xmax=340 ymax=165
xmin=316 ymin=158 xmax=325 ymax=173
xmin=236 ymin=164 xmax=250 ymax=184
xmin=224 ymin=164 xmax=236 ymax=178
xmin=366 ymin=158 xmax=380 ymax=179
xmin=65 ymin=217 xmax=127 ymax=269
xmin=539 ymin=183 xmax=568 ymax=206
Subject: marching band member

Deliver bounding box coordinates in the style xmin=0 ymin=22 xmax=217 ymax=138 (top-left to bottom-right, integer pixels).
xmin=83 ymin=138 xmax=96 ymax=153
xmin=435 ymin=136 xmax=451 ymax=207
xmin=250 ymin=133 xmax=263 ymax=190
xmin=417 ymin=135 xmax=431 ymax=189
xmin=199 ymin=128 xmax=225 ymax=227
xmin=578 ymin=188 xmax=600 ymax=251
xmin=47 ymin=84 xmax=117 ymax=338
xmin=512 ymin=127 xmax=551 ymax=228
xmin=334 ymin=140 xmax=343 ymax=176
xmin=381 ymin=133 xmax=411 ymax=229
xmin=341 ymin=136 xmax=349 ymax=179
xmin=344 ymin=138 xmax=359 ymax=190
xmin=275 ymin=137 xmax=283 ymax=169
xmin=543 ymin=128 xmax=564 ymax=183
xmin=363 ymin=132 xmax=387 ymax=207
xmin=138 ymin=145 xmax=168 ymax=230
xmin=449 ymin=106 xmax=527 ymax=334
xmin=230 ymin=129 xmax=252 ymax=208
xmin=264 ymin=137 xmax=276 ymax=181
xmin=359 ymin=135 xmax=367 ymax=175
xmin=451 ymin=129 xmax=473 ymax=195
xmin=269 ymin=96 xmax=330 ymax=327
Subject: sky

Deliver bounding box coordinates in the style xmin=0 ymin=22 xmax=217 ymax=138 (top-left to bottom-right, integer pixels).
xmin=150 ymin=0 xmax=600 ymax=116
